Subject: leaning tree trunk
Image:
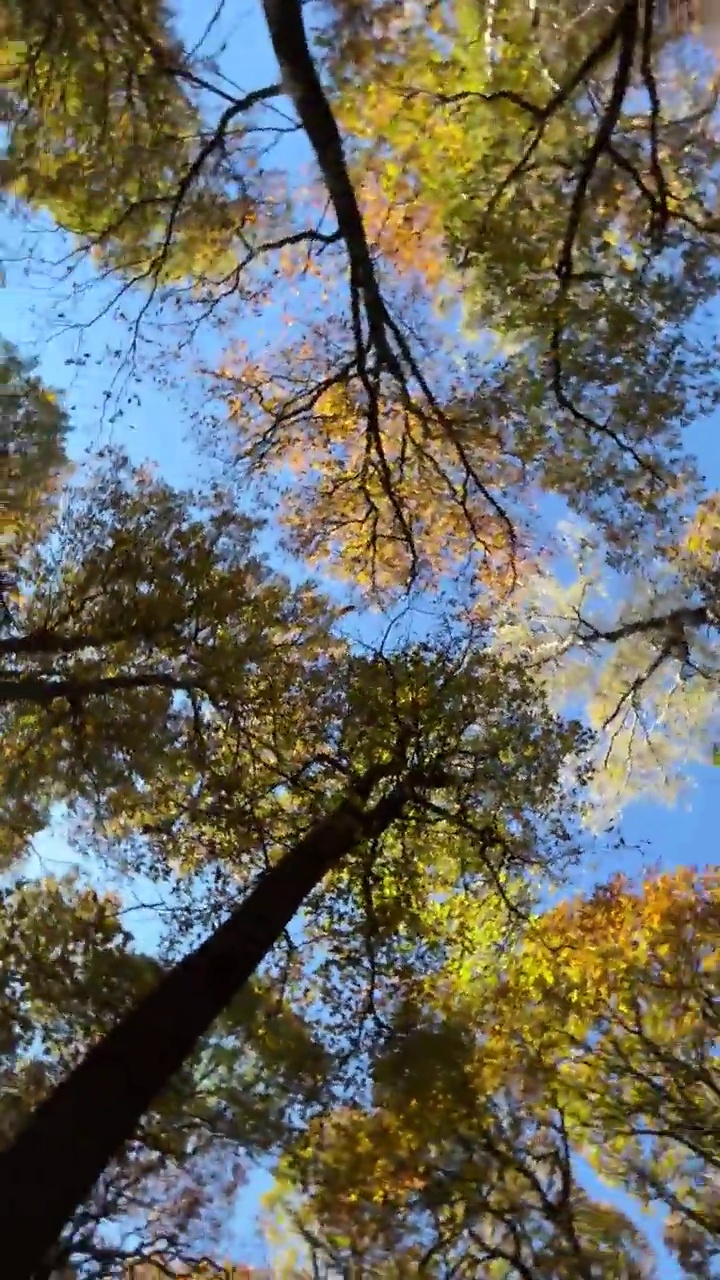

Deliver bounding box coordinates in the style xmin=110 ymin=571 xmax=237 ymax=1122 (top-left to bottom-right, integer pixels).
xmin=0 ymin=779 xmax=413 ymax=1280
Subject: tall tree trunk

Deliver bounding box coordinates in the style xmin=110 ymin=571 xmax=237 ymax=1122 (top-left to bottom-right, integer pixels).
xmin=0 ymin=780 xmax=413 ymax=1279
xmin=261 ymin=0 xmax=389 ymax=350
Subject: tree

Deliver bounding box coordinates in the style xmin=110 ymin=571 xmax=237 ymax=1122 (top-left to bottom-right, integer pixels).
xmin=2 ymin=0 xmax=720 ymax=1270
xmin=0 ymin=453 xmax=589 ymax=1275
xmin=267 ymin=866 xmax=720 ymax=1278
xmin=5 ymin=0 xmax=718 ymax=587
xmin=0 ymin=338 xmax=70 ymax=622
xmin=205 ymin=0 xmax=720 ymax=585
xmin=503 ymin=864 xmax=720 ymax=1279
xmin=486 ymin=505 xmax=720 ymax=812
xmin=0 ymin=871 xmax=326 ymax=1279
xmin=0 ymin=0 xmax=288 ymax=288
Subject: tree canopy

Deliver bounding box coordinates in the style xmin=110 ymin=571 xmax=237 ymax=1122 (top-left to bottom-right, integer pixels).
xmin=0 ymin=0 xmax=720 ymax=1274
xmin=5 ymin=0 xmax=719 ymax=582
xmin=268 ymin=865 xmax=720 ymax=1277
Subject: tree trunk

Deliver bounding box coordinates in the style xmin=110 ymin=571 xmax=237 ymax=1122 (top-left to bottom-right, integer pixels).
xmin=261 ymin=0 xmax=389 ymax=348
xmin=0 ymin=781 xmax=412 ymax=1279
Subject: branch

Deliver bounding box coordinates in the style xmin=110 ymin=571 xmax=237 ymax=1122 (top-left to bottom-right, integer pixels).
xmin=639 ymin=0 xmax=670 ymax=248
xmin=0 ymin=625 xmax=178 ymax=659
xmin=148 ymin=82 xmax=282 ymax=279
xmin=0 ymin=671 xmax=207 ymax=706
xmin=602 ymin=646 xmax=675 ymax=728
xmin=459 ymin=4 xmax=637 ymax=248
xmin=405 ymin=9 xmax=627 ymax=127
xmin=556 ymin=0 xmax=639 ymax=287
xmin=578 ymin=604 xmax=708 ymax=646
xmin=261 ymin=0 xmax=393 ymax=361
xmin=260 ymin=0 xmax=518 ymax=585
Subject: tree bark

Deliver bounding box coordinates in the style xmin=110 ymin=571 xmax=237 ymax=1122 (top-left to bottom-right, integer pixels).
xmin=0 ymin=779 xmax=413 ymax=1279
xmin=0 ymin=671 xmax=205 ymax=705
xmin=261 ymin=0 xmax=390 ymax=352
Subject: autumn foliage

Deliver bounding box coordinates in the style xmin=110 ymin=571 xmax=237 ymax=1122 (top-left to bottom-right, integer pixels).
xmin=1 ymin=0 xmax=720 ymax=1276
xmin=269 ymin=867 xmax=720 ymax=1277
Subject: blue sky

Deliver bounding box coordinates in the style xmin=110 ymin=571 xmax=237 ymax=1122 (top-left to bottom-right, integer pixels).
xmin=3 ymin=0 xmax=720 ymax=1272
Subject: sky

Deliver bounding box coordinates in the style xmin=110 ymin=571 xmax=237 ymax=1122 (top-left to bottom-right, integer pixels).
xmin=3 ymin=0 xmax=720 ymax=1274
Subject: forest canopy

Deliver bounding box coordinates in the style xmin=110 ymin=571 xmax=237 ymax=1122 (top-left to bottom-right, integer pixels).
xmin=0 ymin=0 xmax=720 ymax=1276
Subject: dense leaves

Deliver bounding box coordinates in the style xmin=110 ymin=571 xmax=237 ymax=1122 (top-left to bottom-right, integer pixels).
xmin=0 ymin=455 xmax=592 ymax=1275
xmin=269 ymin=867 xmax=720 ymax=1278
xmin=0 ymin=338 xmax=69 ymax=620
xmin=0 ymin=453 xmax=586 ymax=885
xmin=205 ymin=0 xmax=720 ymax=583
xmin=5 ymin=0 xmax=719 ymax=584
xmin=1 ymin=0 xmax=720 ymax=1272
xmin=0 ymin=0 xmax=286 ymax=286
xmin=0 ymin=452 xmax=344 ymax=865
